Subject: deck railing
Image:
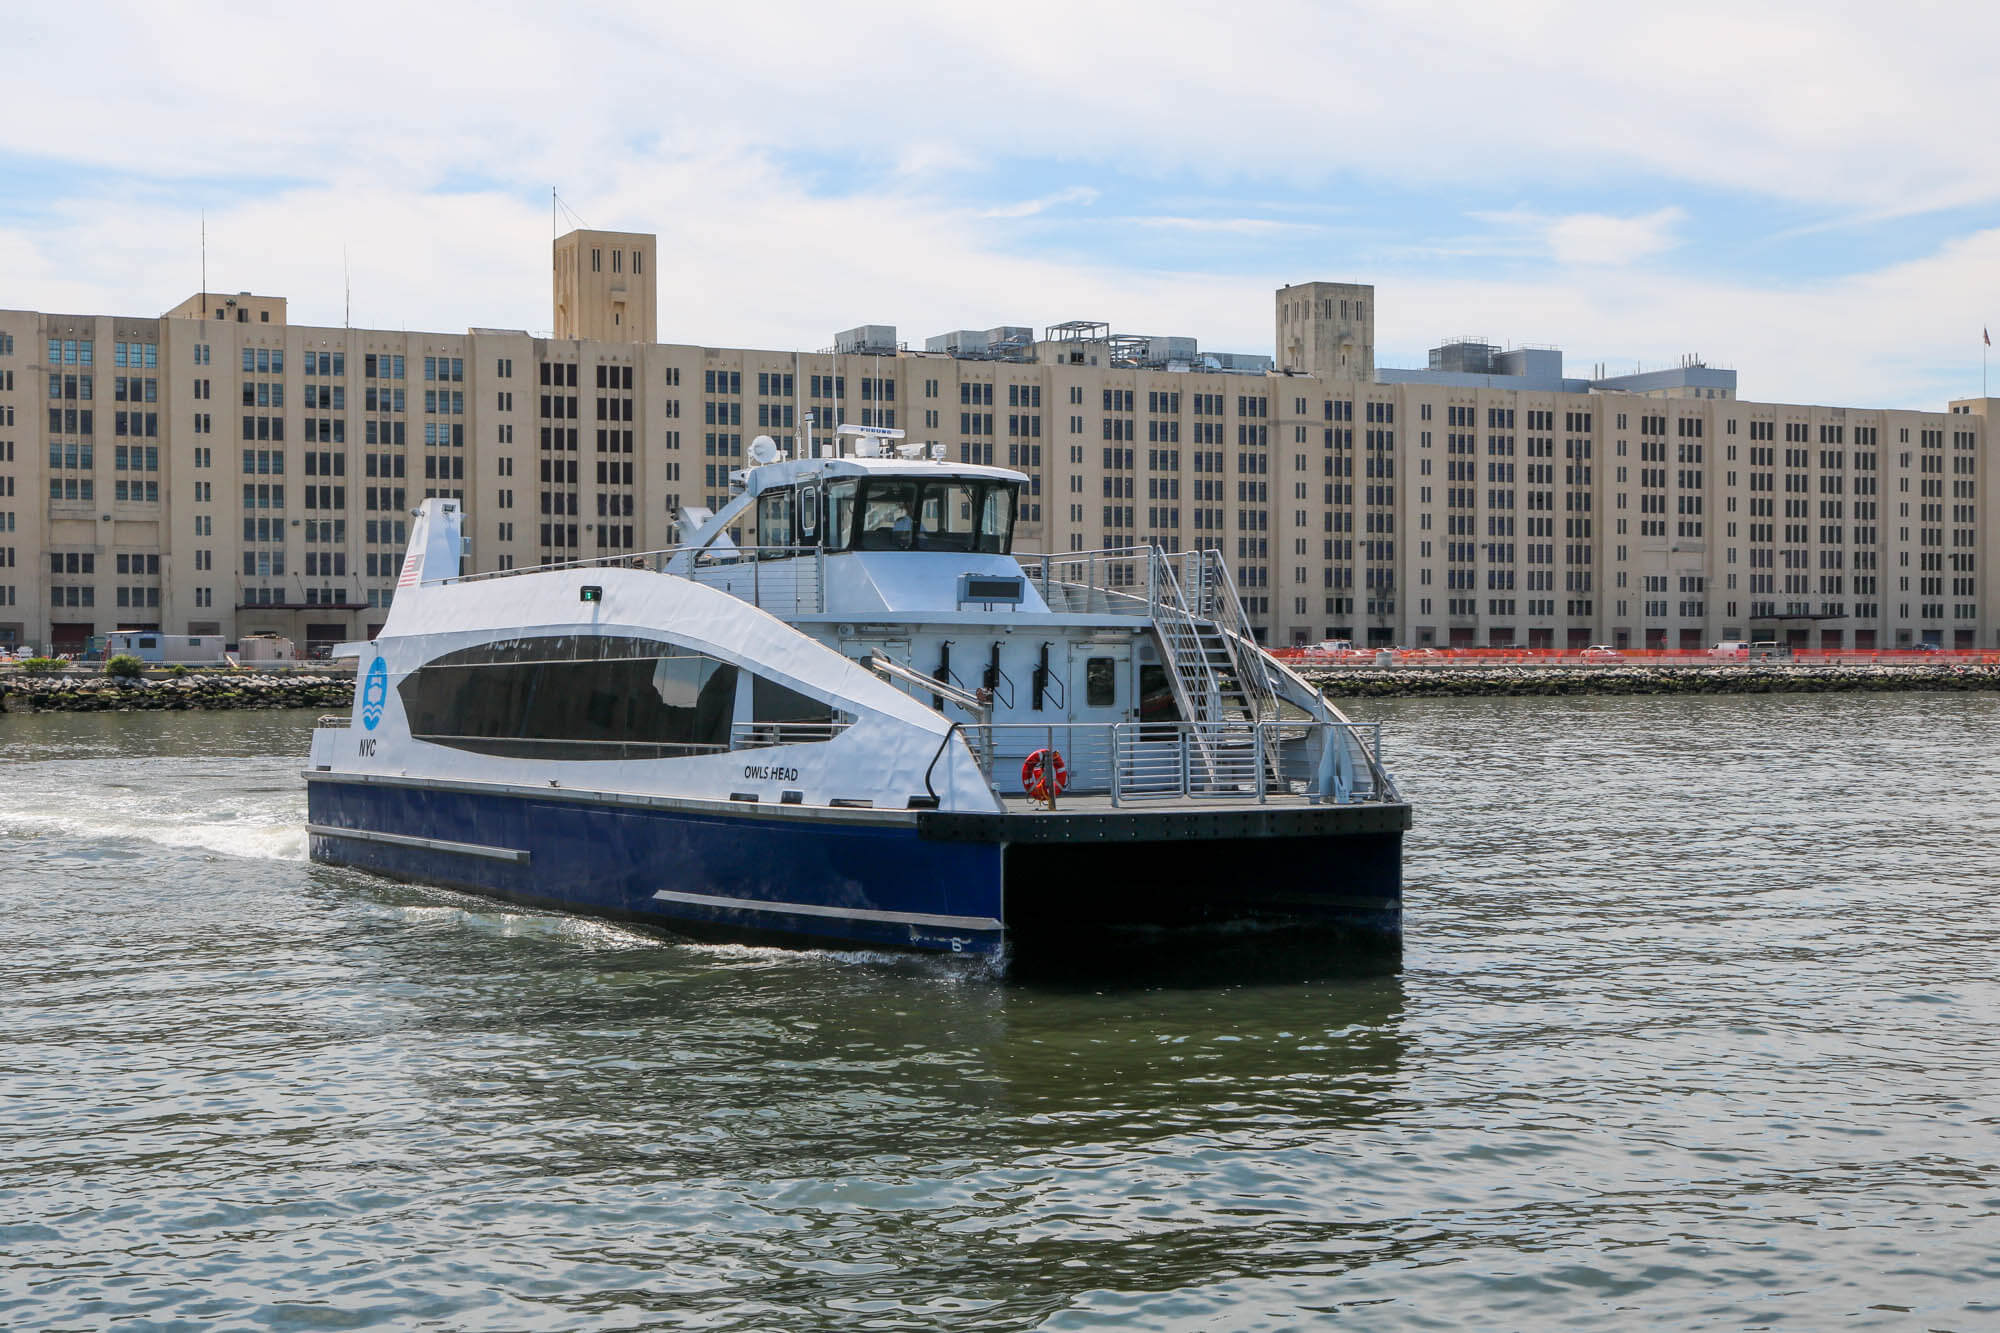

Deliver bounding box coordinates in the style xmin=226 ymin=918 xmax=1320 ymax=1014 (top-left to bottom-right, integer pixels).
xmin=953 ymin=717 xmax=1392 ymax=807
xmin=730 ymin=720 xmax=852 ymax=750
xmin=445 ymin=541 xmax=1286 ymax=639
xmin=447 ymin=544 xmax=826 ymax=614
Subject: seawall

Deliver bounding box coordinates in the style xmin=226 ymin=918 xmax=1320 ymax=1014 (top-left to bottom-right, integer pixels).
xmin=0 ymin=672 xmax=354 ymax=713
xmin=1308 ymin=663 xmax=2000 ymax=699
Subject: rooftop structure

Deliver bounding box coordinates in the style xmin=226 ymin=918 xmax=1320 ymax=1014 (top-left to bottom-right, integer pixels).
xmin=833 ymin=325 xmax=900 ymax=356
xmin=1380 ymin=339 xmax=1736 ymax=400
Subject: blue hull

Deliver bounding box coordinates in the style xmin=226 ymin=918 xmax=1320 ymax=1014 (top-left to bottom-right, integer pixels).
xmin=307 ymin=779 xmax=1006 ymax=955
xmin=307 ymin=778 xmax=1408 ymax=959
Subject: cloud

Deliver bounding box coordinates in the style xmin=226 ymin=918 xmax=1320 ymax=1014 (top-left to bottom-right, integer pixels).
xmin=1472 ymin=207 xmax=1687 ymax=266
xmin=1124 ymin=216 xmax=1322 ymax=236
xmin=1373 ymin=225 xmax=2000 ymax=409
xmin=2 ymin=2 xmax=1997 ymax=412
xmin=893 ymin=142 xmax=981 ymax=179
xmin=7 ymin=2 xmax=2000 ymax=214
xmin=979 ymin=186 xmax=1100 ymax=220
xmin=1545 ymin=207 xmax=1687 ymax=265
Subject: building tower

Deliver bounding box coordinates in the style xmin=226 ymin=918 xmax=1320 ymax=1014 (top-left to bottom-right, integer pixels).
xmin=1275 ymin=281 xmax=1374 ymax=380
xmin=552 ymin=229 xmax=657 ymax=343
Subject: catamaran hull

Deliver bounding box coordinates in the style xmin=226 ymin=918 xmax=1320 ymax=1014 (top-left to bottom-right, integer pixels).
xmin=307 ymin=776 xmax=1008 ymax=954
xmin=307 ymin=776 xmax=1408 ymax=957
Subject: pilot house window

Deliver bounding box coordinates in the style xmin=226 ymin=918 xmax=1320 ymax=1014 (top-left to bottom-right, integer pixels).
xmin=756 ymin=488 xmax=794 ymax=548
xmin=822 ymin=478 xmax=1017 ymax=554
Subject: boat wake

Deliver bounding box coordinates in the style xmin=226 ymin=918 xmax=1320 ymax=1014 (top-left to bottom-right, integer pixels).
xmin=0 ymin=763 xmax=308 ymax=862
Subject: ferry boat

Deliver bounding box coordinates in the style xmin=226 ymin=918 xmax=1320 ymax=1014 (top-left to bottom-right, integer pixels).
xmin=305 ymin=425 xmax=1410 ymax=958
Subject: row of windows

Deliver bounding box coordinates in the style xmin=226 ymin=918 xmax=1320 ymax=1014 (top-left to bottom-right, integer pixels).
xmin=400 ymin=635 xmax=829 ymax=762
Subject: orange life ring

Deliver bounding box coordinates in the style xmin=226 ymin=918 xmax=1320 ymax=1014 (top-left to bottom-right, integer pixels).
xmin=1021 ymin=748 xmax=1069 ymax=801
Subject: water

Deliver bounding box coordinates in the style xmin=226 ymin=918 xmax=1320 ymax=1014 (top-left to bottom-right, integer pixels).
xmin=2 ymin=698 xmax=1995 ymax=1330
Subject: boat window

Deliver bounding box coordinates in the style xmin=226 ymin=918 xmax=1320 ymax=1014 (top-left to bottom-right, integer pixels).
xmin=857 ymin=480 xmax=918 ymax=551
xmin=826 ymin=481 xmax=856 ymax=551
xmin=756 ymin=488 xmax=793 ymax=550
xmin=976 ymin=484 xmax=1017 ymax=554
xmin=1086 ymin=656 xmax=1116 ymax=707
xmin=398 ymin=634 xmax=737 ymax=760
xmin=916 ymin=480 xmax=978 ymax=552
xmin=753 ymin=673 xmax=835 ymax=724
xmin=1138 ymin=665 xmax=1180 ymax=725
xmin=799 ymin=484 xmax=819 ymax=541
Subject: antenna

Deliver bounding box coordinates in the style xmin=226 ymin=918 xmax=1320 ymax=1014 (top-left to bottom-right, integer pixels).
xmin=343 ymin=245 xmax=351 ymax=328
xmin=552 ymin=191 xmax=592 ymax=234
xmin=200 ymin=211 xmax=206 ymax=319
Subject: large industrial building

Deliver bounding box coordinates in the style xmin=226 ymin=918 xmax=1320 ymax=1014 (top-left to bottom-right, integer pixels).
xmin=0 ymin=228 xmax=1989 ymax=655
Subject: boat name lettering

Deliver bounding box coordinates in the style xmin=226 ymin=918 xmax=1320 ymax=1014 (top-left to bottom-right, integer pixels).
xmin=742 ymin=764 xmax=800 ymax=783
xmin=357 ymin=738 xmax=377 ymax=757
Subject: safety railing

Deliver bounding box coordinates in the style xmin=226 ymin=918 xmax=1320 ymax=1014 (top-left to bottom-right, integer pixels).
xmin=448 ymin=541 xmax=815 ymax=577
xmin=730 ymin=719 xmax=852 ymax=750
xmin=1109 ymin=718 xmax=1390 ymax=806
xmin=1111 ymin=721 xmax=1263 ymax=800
xmin=447 ymin=543 xmax=828 ymax=616
xmin=682 ymin=546 xmax=826 ymax=616
xmin=448 ymin=546 xmax=689 ymax=584
xmin=952 ymin=717 xmax=1394 ymax=807
xmin=1021 ymin=548 xmax=1160 ymax=617
xmin=1274 ymin=645 xmax=2000 ymax=667
xmin=403 ymin=733 xmax=733 ymax=761
xmin=954 ymin=721 xmax=1116 ymax=796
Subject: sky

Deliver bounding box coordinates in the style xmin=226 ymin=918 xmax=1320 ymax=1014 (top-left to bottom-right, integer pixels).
xmin=3 ymin=0 xmax=1997 ymax=409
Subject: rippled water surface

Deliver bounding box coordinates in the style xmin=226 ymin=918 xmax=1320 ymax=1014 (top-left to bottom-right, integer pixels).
xmin=2 ymin=698 xmax=1996 ymax=1330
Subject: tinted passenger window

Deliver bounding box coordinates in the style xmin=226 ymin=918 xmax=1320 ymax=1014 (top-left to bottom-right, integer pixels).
xmin=753 ymin=673 xmax=835 ymax=724
xmin=399 ymin=635 xmax=737 ymax=760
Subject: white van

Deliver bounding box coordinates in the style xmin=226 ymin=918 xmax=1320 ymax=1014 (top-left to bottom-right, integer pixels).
xmin=1708 ymin=641 xmax=1749 ymax=660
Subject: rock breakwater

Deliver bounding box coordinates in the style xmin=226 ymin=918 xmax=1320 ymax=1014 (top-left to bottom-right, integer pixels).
xmin=1307 ymin=663 xmax=2000 ymax=699
xmin=0 ymin=672 xmax=354 ymax=713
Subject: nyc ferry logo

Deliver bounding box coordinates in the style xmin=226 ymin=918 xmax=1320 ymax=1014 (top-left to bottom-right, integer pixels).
xmin=361 ymin=656 xmax=389 ymax=730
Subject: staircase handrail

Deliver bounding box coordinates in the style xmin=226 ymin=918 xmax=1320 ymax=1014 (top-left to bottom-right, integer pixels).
xmin=1192 ymin=549 xmax=1281 ymax=723
xmin=1145 ymin=550 xmax=1232 ymax=784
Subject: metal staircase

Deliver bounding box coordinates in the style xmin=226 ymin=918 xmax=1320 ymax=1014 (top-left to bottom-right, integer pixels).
xmin=1025 ymin=546 xmax=1334 ymax=796
xmin=1150 ymin=559 xmax=1227 ymax=726
xmin=1178 ymin=550 xmax=1280 ymax=726
xmin=1147 ymin=552 xmax=1291 ymax=793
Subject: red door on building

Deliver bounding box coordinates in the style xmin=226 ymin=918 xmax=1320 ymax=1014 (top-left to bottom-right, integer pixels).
xmin=50 ymin=622 xmax=92 ymax=654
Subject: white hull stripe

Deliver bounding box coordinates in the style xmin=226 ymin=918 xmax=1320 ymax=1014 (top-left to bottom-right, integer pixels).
xmin=308 ymin=823 xmax=531 ymax=865
xmin=651 ymin=889 xmax=1001 ymax=933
